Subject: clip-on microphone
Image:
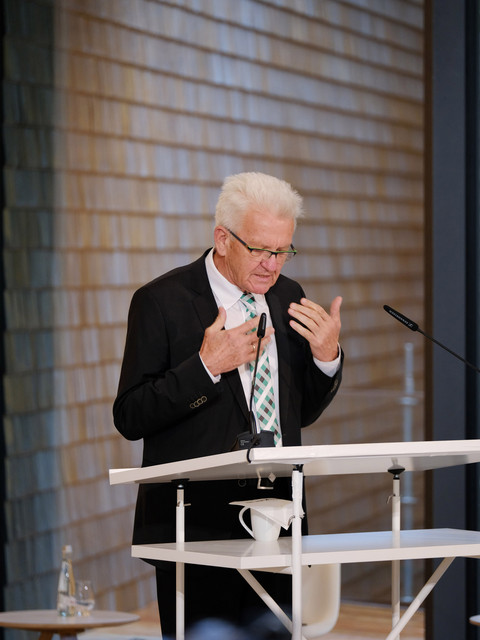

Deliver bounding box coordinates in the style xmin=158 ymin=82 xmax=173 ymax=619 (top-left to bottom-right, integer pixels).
xmin=383 ymin=304 xmax=480 ymax=373
xmin=231 ymin=312 xmax=276 ymax=452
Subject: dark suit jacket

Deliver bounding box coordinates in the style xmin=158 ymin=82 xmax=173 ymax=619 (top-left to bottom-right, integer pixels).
xmin=113 ymin=250 xmax=342 ymax=547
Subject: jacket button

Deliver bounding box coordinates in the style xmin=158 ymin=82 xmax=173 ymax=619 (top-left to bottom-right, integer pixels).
xmin=190 ymin=395 xmax=207 ymax=409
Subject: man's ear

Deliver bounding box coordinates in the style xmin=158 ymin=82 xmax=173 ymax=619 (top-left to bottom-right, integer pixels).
xmin=214 ymin=226 xmax=229 ymax=256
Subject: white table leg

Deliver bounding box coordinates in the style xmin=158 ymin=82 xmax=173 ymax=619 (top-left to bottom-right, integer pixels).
xmin=391 ymin=475 xmax=401 ymax=636
xmin=176 ymin=484 xmax=186 ymax=640
xmin=385 ymin=557 xmax=455 ymax=640
xmin=237 ymin=569 xmax=308 ymax=640
xmin=291 ymin=466 xmax=304 ymax=640
xmin=389 ymin=466 xmax=404 ymax=639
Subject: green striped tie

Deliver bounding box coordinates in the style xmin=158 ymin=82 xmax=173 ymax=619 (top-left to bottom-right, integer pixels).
xmin=240 ymin=293 xmax=282 ymax=446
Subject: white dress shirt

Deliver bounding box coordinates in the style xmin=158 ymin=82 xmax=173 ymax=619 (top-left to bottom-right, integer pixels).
xmin=202 ymin=249 xmax=341 ymax=433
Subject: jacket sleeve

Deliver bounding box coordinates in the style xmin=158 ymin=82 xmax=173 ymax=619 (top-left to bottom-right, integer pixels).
xmin=113 ymin=285 xmax=222 ymax=441
xmin=300 ymin=349 xmax=343 ymax=427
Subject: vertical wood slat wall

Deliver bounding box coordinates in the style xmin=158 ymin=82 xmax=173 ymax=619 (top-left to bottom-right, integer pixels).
xmin=2 ymin=0 xmax=424 ymax=614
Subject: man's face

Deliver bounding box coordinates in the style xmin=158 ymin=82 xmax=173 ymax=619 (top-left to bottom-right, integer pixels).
xmin=214 ymin=208 xmax=295 ymax=294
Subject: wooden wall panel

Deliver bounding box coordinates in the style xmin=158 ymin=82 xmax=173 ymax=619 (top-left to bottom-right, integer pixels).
xmin=3 ymin=0 xmax=424 ymax=618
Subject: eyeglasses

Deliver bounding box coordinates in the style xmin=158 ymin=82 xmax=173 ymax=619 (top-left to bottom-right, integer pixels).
xmin=228 ymin=229 xmax=297 ymax=263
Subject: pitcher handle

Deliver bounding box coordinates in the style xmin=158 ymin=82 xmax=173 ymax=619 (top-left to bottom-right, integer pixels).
xmin=238 ymin=506 xmax=254 ymax=538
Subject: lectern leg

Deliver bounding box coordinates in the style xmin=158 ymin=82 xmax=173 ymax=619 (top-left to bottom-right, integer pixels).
xmin=391 ymin=474 xmax=401 ymax=638
xmin=291 ymin=466 xmax=304 ymax=640
xmin=176 ymin=484 xmax=186 ymax=640
xmin=237 ymin=465 xmax=308 ymax=640
xmin=385 ymin=557 xmax=455 ymax=640
xmin=388 ymin=466 xmax=404 ymax=639
xmin=237 ymin=569 xmax=307 ymax=639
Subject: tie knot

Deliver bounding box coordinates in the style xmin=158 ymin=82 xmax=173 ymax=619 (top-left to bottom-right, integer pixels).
xmin=241 ymin=292 xmax=255 ymax=305
xmin=240 ymin=293 xmax=256 ymax=317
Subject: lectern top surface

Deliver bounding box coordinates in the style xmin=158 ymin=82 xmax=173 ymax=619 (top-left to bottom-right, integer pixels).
xmin=109 ymin=439 xmax=480 ymax=486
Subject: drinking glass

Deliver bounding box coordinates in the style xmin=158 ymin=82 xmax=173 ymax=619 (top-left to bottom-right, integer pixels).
xmin=75 ymin=580 xmax=95 ymax=616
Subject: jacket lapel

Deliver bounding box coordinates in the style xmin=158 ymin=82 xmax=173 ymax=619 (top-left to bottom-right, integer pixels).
xmin=190 ymin=251 xmax=249 ymax=419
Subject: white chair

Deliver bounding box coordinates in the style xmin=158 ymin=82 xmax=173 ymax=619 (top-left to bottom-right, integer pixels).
xmin=239 ymin=563 xmax=341 ymax=639
xmin=300 ymin=563 xmax=341 ymax=638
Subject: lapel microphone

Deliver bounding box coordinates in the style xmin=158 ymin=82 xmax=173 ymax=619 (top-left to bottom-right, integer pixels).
xmin=231 ymin=312 xmax=275 ymax=452
xmin=383 ymin=304 xmax=480 ymax=373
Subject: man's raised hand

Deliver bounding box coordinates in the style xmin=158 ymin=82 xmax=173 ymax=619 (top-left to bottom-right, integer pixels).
xmin=288 ymin=296 xmax=342 ymax=362
xmin=200 ymin=307 xmax=274 ymax=377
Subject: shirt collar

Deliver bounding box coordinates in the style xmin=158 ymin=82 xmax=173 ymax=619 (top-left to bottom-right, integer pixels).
xmin=205 ymin=249 xmax=266 ymax=309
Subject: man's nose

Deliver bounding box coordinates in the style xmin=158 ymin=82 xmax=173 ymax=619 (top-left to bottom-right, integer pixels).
xmin=262 ymin=254 xmax=279 ymax=270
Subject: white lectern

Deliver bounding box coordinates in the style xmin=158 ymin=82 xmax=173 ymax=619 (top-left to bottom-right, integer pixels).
xmin=110 ymin=440 xmax=480 ymax=640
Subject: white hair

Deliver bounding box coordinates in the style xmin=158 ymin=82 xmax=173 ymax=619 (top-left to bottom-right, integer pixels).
xmin=215 ymin=172 xmax=304 ymax=231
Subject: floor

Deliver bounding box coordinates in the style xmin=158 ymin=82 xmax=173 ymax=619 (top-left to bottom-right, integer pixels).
xmin=87 ymin=600 xmax=424 ymax=639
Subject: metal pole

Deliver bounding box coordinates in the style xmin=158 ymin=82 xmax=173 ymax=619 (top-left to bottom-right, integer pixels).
xmin=388 ymin=465 xmax=405 ymax=639
xmin=291 ymin=466 xmax=304 ymax=640
xmin=176 ymin=484 xmax=186 ymax=640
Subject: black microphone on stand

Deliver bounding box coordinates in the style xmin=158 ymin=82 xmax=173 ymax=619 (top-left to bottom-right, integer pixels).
xmin=231 ymin=312 xmax=276 ymax=451
xmin=383 ymin=304 xmax=480 ymax=373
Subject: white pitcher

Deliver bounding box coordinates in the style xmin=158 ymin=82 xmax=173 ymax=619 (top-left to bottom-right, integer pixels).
xmin=238 ymin=505 xmax=281 ymax=541
xmin=230 ymin=498 xmax=302 ymax=542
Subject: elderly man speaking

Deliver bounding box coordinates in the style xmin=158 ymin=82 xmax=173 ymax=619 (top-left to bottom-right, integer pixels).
xmin=113 ymin=171 xmax=343 ymax=636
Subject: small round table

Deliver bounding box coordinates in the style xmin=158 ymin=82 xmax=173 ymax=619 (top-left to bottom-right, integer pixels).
xmin=0 ymin=609 xmax=140 ymax=640
xmin=470 ymin=614 xmax=480 ymax=626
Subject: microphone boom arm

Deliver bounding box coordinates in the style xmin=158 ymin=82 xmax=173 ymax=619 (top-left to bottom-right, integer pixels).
xmin=417 ymin=327 xmax=480 ymax=373
xmin=383 ymin=304 xmax=480 ymax=374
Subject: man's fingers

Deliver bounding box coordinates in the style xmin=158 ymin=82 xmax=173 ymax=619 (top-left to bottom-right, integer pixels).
xmin=208 ymin=309 xmax=260 ymax=336
xmin=243 ymin=315 xmax=263 ymax=335
xmin=201 ymin=308 xmax=274 ymax=376
xmin=208 ymin=307 xmax=227 ymax=332
xmin=330 ymin=296 xmax=343 ymax=319
xmin=289 ymin=297 xmax=342 ymax=325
